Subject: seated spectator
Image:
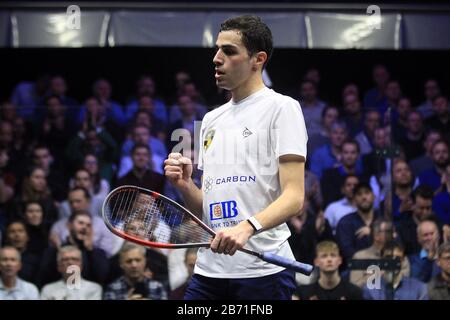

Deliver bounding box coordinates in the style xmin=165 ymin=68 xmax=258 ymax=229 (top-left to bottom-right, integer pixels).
xmin=169 ymin=248 xmax=197 ymax=300
xmin=3 ymin=221 xmax=40 ymax=284
xmin=418 ymin=140 xmax=449 ymax=192
xmin=118 ymin=125 xmax=167 ymax=177
xmin=306 ymin=106 xmax=339 ymax=158
xmin=115 ymin=144 xmax=165 ymax=194
xmin=363 ymin=64 xmax=389 ymax=112
xmin=398 ymin=111 xmax=426 ymax=162
xmin=38 ymin=210 xmax=109 ymax=287
xmin=336 ymin=182 xmax=379 ymax=262
xmin=41 ymin=245 xmax=102 ymax=300
xmin=82 ymin=153 xmax=110 ymax=199
xmin=350 ymin=218 xmax=410 ymax=288
xmin=169 ymin=84 xmax=207 ymax=126
xmin=31 ymin=144 xmax=68 ymax=202
xmin=342 ymin=93 xmax=364 ymax=137
xmin=425 ymin=95 xmax=450 ymax=143
xmin=409 ymin=220 xmax=442 ymax=283
xmin=0 ymin=146 xmax=14 ymax=210
xmin=354 ymin=109 xmax=381 ymax=155
xmin=0 ymin=246 xmax=39 ymax=300
xmin=104 ymin=243 xmax=167 ymax=300
xmin=363 ymin=126 xmax=389 ymax=181
xmin=321 ymin=139 xmax=365 ymax=207
xmin=295 ymin=241 xmax=363 ymax=300
xmin=363 ymin=241 xmax=428 ymax=300
xmin=409 ymin=129 xmax=442 ymax=177
xmin=125 ymin=75 xmax=168 ymax=125
xmin=324 ymin=174 xmax=359 ymax=234
xmin=65 ymin=125 xmax=118 ymax=184
xmin=10 ymin=74 xmax=49 ymax=120
xmin=391 ymin=97 xmax=412 ymax=140
xmin=417 ymin=79 xmax=441 ymax=119
xmin=396 ymin=185 xmax=437 ymax=255
xmin=22 ymin=201 xmax=50 ymax=255
xmin=62 ymin=170 xmax=104 ymax=218
xmin=8 ymin=167 xmax=58 ymax=226
xmin=428 ymin=242 xmax=450 ymax=300
xmin=288 ymin=198 xmax=333 ymax=266
xmin=310 ymin=121 xmax=348 ymax=179
xmin=297 ymin=80 xmax=326 ymax=137
xmin=433 ymin=162 xmax=450 ymax=225
xmin=51 ymin=187 xmax=115 ymax=257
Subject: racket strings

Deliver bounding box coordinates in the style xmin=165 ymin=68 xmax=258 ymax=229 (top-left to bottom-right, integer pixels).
xmin=104 ymin=188 xmax=211 ymax=245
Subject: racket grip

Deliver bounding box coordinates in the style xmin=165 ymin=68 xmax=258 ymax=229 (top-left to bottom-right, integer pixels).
xmin=261 ymin=252 xmax=314 ymax=275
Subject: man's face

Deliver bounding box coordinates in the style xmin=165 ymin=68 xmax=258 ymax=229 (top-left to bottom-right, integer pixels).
xmin=330 ymin=127 xmax=347 ymax=147
xmin=373 ymin=128 xmax=387 ymax=149
xmin=314 ymin=250 xmax=342 ymax=273
xmin=393 ymin=161 xmax=412 ymax=186
xmin=6 ymin=223 xmax=29 ymax=250
xmin=300 ymin=82 xmax=317 ymax=101
xmin=323 ymin=108 xmax=339 ymax=129
xmin=132 ymin=147 xmax=150 ymax=170
xmin=213 ymin=30 xmax=255 ymax=92
xmin=412 ymin=196 xmax=433 ymax=220
xmin=75 ymin=171 xmax=92 ymax=190
xmin=424 ymin=133 xmax=441 ymax=154
xmin=341 ymin=143 xmax=359 ymax=167
xmin=138 ymin=96 xmax=154 ymax=113
xmin=0 ymin=122 xmax=13 ymax=147
xmin=33 ymin=148 xmax=52 ymax=170
xmin=373 ymin=66 xmax=389 ymax=87
xmin=437 ymin=252 xmax=450 ymax=276
xmin=95 ymin=80 xmax=111 ymax=99
xmin=364 ymin=111 xmax=380 ymax=134
xmin=431 ymin=142 xmax=449 ymax=167
xmin=0 ymin=150 xmax=9 ymax=168
xmin=178 ymin=95 xmax=196 ymax=116
xmin=138 ymin=78 xmax=155 ymax=97
xmin=120 ymin=249 xmax=146 ymax=281
xmin=342 ymin=176 xmax=359 ymax=200
xmin=344 ymin=94 xmax=361 ymax=115
xmin=30 ymin=168 xmax=47 ymax=192
xmin=397 ymin=98 xmax=412 ymax=118
xmin=407 ymin=112 xmax=423 ymax=134
xmin=418 ymin=222 xmax=439 ymax=249
xmin=0 ymin=248 xmax=22 ymax=278
xmin=432 ymin=97 xmax=449 ymax=116
xmin=69 ymin=215 xmax=91 ymax=241
xmin=25 ymin=203 xmax=44 ymax=226
xmin=386 ymin=82 xmax=401 ymax=101
xmin=354 ymin=189 xmax=374 ymax=213
xmin=57 ymin=250 xmax=82 ymax=276
xmin=50 ymin=77 xmax=67 ymax=96
xmin=68 ymin=190 xmax=90 ymax=212
xmin=425 ymin=80 xmax=440 ymax=100
xmin=133 ymin=127 xmax=150 ymax=145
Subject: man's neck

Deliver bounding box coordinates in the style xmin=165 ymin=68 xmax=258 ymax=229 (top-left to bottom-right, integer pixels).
xmin=125 ymin=276 xmax=145 ymax=287
xmin=318 ymin=272 xmax=341 ymax=290
xmin=358 ymin=209 xmax=374 ymax=224
xmin=1 ymin=276 xmax=17 ymax=289
xmin=133 ymin=167 xmax=147 ymax=179
xmin=343 ymin=164 xmax=357 ymax=174
xmin=231 ymin=76 xmax=265 ymax=103
xmin=406 ymin=131 xmax=422 ymax=141
xmin=395 ymin=185 xmax=411 ymax=198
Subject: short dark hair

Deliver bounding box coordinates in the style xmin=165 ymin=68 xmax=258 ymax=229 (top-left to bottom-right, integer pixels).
xmin=68 ymin=209 xmax=92 ymax=224
xmin=438 ymin=242 xmax=450 ymax=258
xmin=131 ymin=143 xmax=151 ymax=155
xmin=342 ymin=139 xmax=360 ymax=153
xmin=69 ymin=186 xmax=91 ymax=201
xmin=353 ymin=182 xmax=372 ymax=195
xmin=381 ymin=240 xmax=404 ymax=256
xmin=412 ymin=185 xmax=434 ymax=202
xmin=220 ymin=15 xmax=273 ymax=68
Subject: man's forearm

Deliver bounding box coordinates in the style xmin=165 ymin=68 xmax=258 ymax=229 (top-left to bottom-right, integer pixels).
xmin=180 ymin=179 xmax=204 ymax=218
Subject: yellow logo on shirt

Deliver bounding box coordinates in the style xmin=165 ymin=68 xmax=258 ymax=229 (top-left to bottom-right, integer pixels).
xmin=203 ymin=129 xmax=215 ymax=152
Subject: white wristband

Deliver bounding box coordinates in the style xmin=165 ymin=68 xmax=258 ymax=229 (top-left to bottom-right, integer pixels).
xmin=247 ymin=216 xmax=263 ymax=234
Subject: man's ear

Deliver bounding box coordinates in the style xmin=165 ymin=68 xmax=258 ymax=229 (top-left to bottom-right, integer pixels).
xmin=253 ymin=51 xmax=267 ymax=71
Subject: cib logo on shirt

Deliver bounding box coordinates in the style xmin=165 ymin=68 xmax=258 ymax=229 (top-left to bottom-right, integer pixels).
xmin=209 ymin=200 xmax=238 ymax=221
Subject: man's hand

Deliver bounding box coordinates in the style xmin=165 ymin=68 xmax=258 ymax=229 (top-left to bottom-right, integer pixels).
xmin=355 ymin=226 xmax=371 ymax=239
xmin=164 ymin=152 xmax=193 ymax=191
xmin=210 ymin=220 xmax=255 ymax=256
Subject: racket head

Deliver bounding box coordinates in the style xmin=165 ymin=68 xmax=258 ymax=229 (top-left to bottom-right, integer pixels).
xmin=102 ymin=185 xmax=214 ymax=249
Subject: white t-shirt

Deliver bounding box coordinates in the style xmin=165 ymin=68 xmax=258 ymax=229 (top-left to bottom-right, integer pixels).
xmin=195 ymin=87 xmax=308 ymax=278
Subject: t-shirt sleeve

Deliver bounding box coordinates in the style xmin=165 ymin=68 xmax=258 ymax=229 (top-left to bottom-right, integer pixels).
xmin=270 ymin=99 xmax=308 ymax=160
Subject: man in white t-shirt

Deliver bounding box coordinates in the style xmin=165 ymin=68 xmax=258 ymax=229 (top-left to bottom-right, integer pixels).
xmin=164 ymin=15 xmax=308 ymax=300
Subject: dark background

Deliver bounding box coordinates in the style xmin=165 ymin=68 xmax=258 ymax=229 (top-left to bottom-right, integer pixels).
xmin=1 ymin=47 xmax=449 ymax=106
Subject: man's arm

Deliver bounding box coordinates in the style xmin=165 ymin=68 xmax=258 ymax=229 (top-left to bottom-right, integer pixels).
xmin=211 ymin=154 xmax=306 ymax=255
